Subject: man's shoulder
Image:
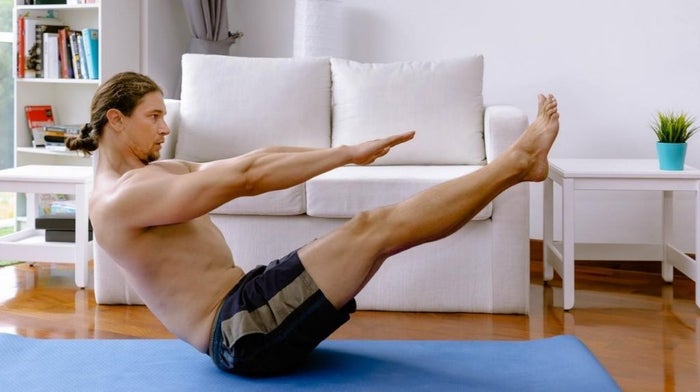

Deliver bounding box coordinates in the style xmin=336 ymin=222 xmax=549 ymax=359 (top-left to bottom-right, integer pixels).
xmin=115 ymin=160 xmax=187 ymax=183
xmin=148 ymin=159 xmax=192 ymax=174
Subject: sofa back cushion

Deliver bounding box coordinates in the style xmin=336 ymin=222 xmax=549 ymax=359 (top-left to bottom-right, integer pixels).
xmin=330 ymin=56 xmax=485 ymax=165
xmin=176 ymin=54 xmax=332 ymax=162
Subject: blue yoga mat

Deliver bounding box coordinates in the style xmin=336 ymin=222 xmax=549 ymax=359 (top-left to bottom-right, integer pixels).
xmin=0 ymin=334 xmax=619 ymax=391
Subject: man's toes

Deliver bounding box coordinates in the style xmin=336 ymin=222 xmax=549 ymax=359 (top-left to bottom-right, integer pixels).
xmin=538 ymin=94 xmax=546 ymax=111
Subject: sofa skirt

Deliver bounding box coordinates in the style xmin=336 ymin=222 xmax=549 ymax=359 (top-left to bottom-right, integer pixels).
xmin=209 ymin=214 xmax=527 ymax=314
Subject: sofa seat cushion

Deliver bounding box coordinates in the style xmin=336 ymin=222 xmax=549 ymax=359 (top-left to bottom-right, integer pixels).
xmin=330 ymin=56 xmax=485 ymax=165
xmin=211 ymin=184 xmax=305 ymax=216
xmin=176 ymin=54 xmax=332 ymax=162
xmin=306 ymin=166 xmax=492 ymax=220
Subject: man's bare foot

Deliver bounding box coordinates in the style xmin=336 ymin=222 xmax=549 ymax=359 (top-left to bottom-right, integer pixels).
xmin=509 ymin=94 xmax=560 ymax=182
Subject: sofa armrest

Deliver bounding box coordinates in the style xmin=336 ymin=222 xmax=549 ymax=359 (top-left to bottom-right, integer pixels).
xmin=484 ymin=105 xmax=530 ymax=313
xmin=489 ymin=181 xmax=530 ymax=313
xmin=93 ymin=240 xmax=144 ymax=305
xmin=161 ymin=99 xmax=181 ymax=160
xmin=483 ymin=105 xmax=528 ymax=163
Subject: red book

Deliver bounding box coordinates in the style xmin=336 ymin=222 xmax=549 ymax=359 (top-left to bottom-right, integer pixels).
xmin=24 ymin=105 xmax=55 ymax=147
xmin=58 ymin=28 xmax=73 ymax=78
xmin=17 ymin=16 xmax=25 ymax=78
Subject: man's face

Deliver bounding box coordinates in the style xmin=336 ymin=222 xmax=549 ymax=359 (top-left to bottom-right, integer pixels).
xmin=123 ymin=91 xmax=170 ymax=164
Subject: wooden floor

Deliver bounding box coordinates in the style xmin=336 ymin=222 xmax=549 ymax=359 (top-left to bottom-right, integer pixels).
xmin=0 ymin=255 xmax=698 ymax=391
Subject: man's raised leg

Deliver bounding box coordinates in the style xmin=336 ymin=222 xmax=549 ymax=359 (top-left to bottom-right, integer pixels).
xmin=298 ymin=94 xmax=560 ymax=309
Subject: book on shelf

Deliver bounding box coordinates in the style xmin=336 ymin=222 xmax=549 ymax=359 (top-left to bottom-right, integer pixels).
xmin=81 ymin=28 xmax=99 ymax=79
xmin=17 ymin=16 xmax=25 ymax=78
xmin=76 ymin=32 xmax=89 ymax=80
xmin=68 ymin=30 xmax=85 ymax=79
xmin=42 ymin=32 xmax=60 ymax=79
xmin=44 ymin=124 xmax=81 ymax=136
xmin=24 ymin=105 xmax=55 ymax=147
xmin=57 ymin=28 xmax=74 ymax=78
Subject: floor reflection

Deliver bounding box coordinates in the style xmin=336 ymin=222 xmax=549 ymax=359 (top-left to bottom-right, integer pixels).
xmin=534 ymin=271 xmax=699 ymax=391
xmin=0 ymin=266 xmax=19 ymax=303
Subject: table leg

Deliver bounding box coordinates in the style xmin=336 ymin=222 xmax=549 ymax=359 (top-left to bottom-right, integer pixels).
xmin=74 ymin=184 xmax=89 ymax=289
xmin=26 ymin=193 xmax=36 ymax=229
xmin=695 ymin=187 xmax=700 ymax=308
xmin=543 ymin=178 xmax=554 ymax=282
xmin=27 ymin=193 xmax=37 ymax=267
xmin=562 ymin=179 xmax=575 ymax=310
xmin=661 ymin=190 xmax=674 ymax=283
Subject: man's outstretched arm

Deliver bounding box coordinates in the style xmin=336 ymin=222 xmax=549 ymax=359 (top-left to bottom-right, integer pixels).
xmin=197 ymin=131 xmax=414 ymax=196
xmin=110 ymin=131 xmax=415 ymax=228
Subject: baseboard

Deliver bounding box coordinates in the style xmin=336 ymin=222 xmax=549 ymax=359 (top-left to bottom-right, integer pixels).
xmin=529 ymin=239 xmax=694 ymax=275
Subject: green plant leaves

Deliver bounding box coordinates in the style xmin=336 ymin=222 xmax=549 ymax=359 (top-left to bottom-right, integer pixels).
xmin=652 ymin=111 xmax=698 ymax=143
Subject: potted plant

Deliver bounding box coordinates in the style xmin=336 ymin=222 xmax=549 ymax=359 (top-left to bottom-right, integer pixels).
xmin=652 ymin=111 xmax=697 ymax=170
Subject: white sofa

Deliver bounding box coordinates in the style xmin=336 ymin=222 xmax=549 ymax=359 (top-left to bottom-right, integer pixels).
xmin=94 ymin=54 xmax=531 ymax=314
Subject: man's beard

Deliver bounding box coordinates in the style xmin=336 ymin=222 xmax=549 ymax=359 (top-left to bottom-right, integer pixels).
xmin=142 ymin=151 xmax=160 ymax=164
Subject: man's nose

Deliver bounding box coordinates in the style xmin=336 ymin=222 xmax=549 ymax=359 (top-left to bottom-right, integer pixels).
xmin=159 ymin=121 xmax=171 ymax=135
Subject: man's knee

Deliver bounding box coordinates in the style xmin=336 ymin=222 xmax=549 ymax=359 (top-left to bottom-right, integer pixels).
xmin=345 ymin=207 xmax=394 ymax=244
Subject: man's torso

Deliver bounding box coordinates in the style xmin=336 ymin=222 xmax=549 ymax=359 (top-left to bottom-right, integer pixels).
xmin=91 ymin=164 xmax=245 ymax=352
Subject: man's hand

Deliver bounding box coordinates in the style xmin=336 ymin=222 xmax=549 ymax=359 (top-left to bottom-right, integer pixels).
xmin=348 ymin=131 xmax=415 ymax=165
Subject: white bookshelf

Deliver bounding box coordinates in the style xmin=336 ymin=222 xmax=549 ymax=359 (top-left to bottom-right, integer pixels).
xmin=13 ymin=0 xmax=141 ymax=167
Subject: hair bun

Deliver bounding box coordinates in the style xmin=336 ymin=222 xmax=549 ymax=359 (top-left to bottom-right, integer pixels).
xmin=80 ymin=123 xmax=93 ymax=138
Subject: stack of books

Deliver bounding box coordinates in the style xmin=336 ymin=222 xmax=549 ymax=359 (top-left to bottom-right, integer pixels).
xmin=24 ymin=105 xmax=83 ymax=150
xmin=35 ymin=212 xmax=93 ymax=243
xmin=43 ymin=124 xmax=81 ymax=151
xmin=16 ymin=12 xmax=99 ymax=80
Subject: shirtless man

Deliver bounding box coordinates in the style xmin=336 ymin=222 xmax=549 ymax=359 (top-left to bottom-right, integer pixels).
xmin=68 ymin=72 xmax=559 ymax=376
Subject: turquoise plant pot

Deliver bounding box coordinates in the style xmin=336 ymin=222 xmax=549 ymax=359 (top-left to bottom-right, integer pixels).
xmin=656 ymin=142 xmax=687 ymax=170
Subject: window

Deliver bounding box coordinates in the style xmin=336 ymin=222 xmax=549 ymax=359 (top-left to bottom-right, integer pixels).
xmin=0 ymin=0 xmax=12 ymax=170
xmin=0 ymin=0 xmax=14 ymax=229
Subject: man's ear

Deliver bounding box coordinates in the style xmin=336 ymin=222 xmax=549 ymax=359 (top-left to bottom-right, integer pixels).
xmin=106 ymin=108 xmax=124 ymax=132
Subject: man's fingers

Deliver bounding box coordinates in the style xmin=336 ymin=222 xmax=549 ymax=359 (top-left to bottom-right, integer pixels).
xmin=385 ymin=131 xmax=415 ymax=147
xmin=395 ymin=130 xmax=415 ymax=142
xmin=354 ymin=131 xmax=414 ymax=165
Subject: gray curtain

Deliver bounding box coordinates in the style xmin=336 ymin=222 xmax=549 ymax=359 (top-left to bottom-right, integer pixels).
xmin=181 ymin=0 xmax=243 ymax=55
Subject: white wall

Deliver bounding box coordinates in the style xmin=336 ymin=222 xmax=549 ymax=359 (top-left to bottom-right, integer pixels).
xmin=228 ymin=0 xmax=700 ymax=250
xmin=141 ymin=0 xmax=190 ymax=99
xmin=228 ymin=0 xmax=295 ymax=57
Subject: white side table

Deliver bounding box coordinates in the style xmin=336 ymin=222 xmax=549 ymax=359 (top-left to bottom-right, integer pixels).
xmin=0 ymin=165 xmax=93 ymax=288
xmin=543 ymin=159 xmax=700 ymax=310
